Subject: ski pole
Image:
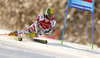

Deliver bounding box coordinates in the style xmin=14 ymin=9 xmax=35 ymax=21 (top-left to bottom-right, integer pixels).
xmin=0 ymin=34 xmax=9 ymax=36
xmin=0 ymin=33 xmax=21 ymax=36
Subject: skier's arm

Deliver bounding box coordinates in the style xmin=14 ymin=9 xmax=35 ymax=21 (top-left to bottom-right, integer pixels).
xmin=36 ymin=14 xmax=44 ymax=30
xmin=36 ymin=22 xmax=42 ymax=35
xmin=50 ymin=20 xmax=56 ymax=30
xmin=35 ymin=15 xmax=43 ymax=35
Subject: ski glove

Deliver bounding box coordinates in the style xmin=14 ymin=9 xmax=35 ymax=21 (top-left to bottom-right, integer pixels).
xmin=44 ymin=29 xmax=51 ymax=36
xmin=9 ymin=31 xmax=18 ymax=36
xmin=36 ymin=28 xmax=42 ymax=35
xmin=44 ymin=29 xmax=51 ymax=34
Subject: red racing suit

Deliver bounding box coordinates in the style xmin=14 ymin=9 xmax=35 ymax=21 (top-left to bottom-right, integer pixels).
xmin=25 ymin=14 xmax=56 ymax=35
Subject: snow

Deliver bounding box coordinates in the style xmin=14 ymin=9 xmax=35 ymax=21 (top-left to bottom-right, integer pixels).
xmin=0 ymin=29 xmax=100 ymax=58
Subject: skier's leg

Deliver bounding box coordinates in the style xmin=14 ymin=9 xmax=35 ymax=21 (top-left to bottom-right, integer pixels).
xmin=9 ymin=30 xmax=29 ymax=36
xmin=17 ymin=30 xmax=29 ymax=34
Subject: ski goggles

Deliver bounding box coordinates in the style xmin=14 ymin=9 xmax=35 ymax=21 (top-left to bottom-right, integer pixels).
xmin=48 ymin=14 xmax=54 ymax=18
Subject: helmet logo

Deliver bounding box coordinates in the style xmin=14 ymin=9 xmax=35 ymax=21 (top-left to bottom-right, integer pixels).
xmin=46 ymin=8 xmax=55 ymax=15
xmin=50 ymin=8 xmax=54 ymax=14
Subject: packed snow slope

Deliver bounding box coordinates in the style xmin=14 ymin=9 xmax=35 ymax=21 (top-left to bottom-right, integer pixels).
xmin=0 ymin=29 xmax=100 ymax=58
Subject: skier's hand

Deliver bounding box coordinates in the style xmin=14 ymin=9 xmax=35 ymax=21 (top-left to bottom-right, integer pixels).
xmin=36 ymin=28 xmax=42 ymax=35
xmin=9 ymin=31 xmax=18 ymax=36
xmin=44 ymin=29 xmax=50 ymax=34
xmin=44 ymin=29 xmax=51 ymax=36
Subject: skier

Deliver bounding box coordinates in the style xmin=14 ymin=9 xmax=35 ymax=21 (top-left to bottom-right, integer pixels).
xmin=9 ymin=8 xmax=56 ymax=37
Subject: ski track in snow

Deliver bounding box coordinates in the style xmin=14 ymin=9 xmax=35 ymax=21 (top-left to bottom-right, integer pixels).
xmin=0 ymin=29 xmax=100 ymax=58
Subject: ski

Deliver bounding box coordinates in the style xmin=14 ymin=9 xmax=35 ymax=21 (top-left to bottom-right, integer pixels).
xmin=29 ymin=38 xmax=47 ymax=44
xmin=9 ymin=36 xmax=22 ymax=41
xmin=11 ymin=36 xmax=48 ymax=44
xmin=20 ymin=36 xmax=47 ymax=44
xmin=1 ymin=33 xmax=48 ymax=44
xmin=24 ymin=33 xmax=48 ymax=44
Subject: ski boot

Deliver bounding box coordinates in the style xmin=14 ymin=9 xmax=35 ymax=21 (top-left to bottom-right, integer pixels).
xmin=9 ymin=31 xmax=18 ymax=36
